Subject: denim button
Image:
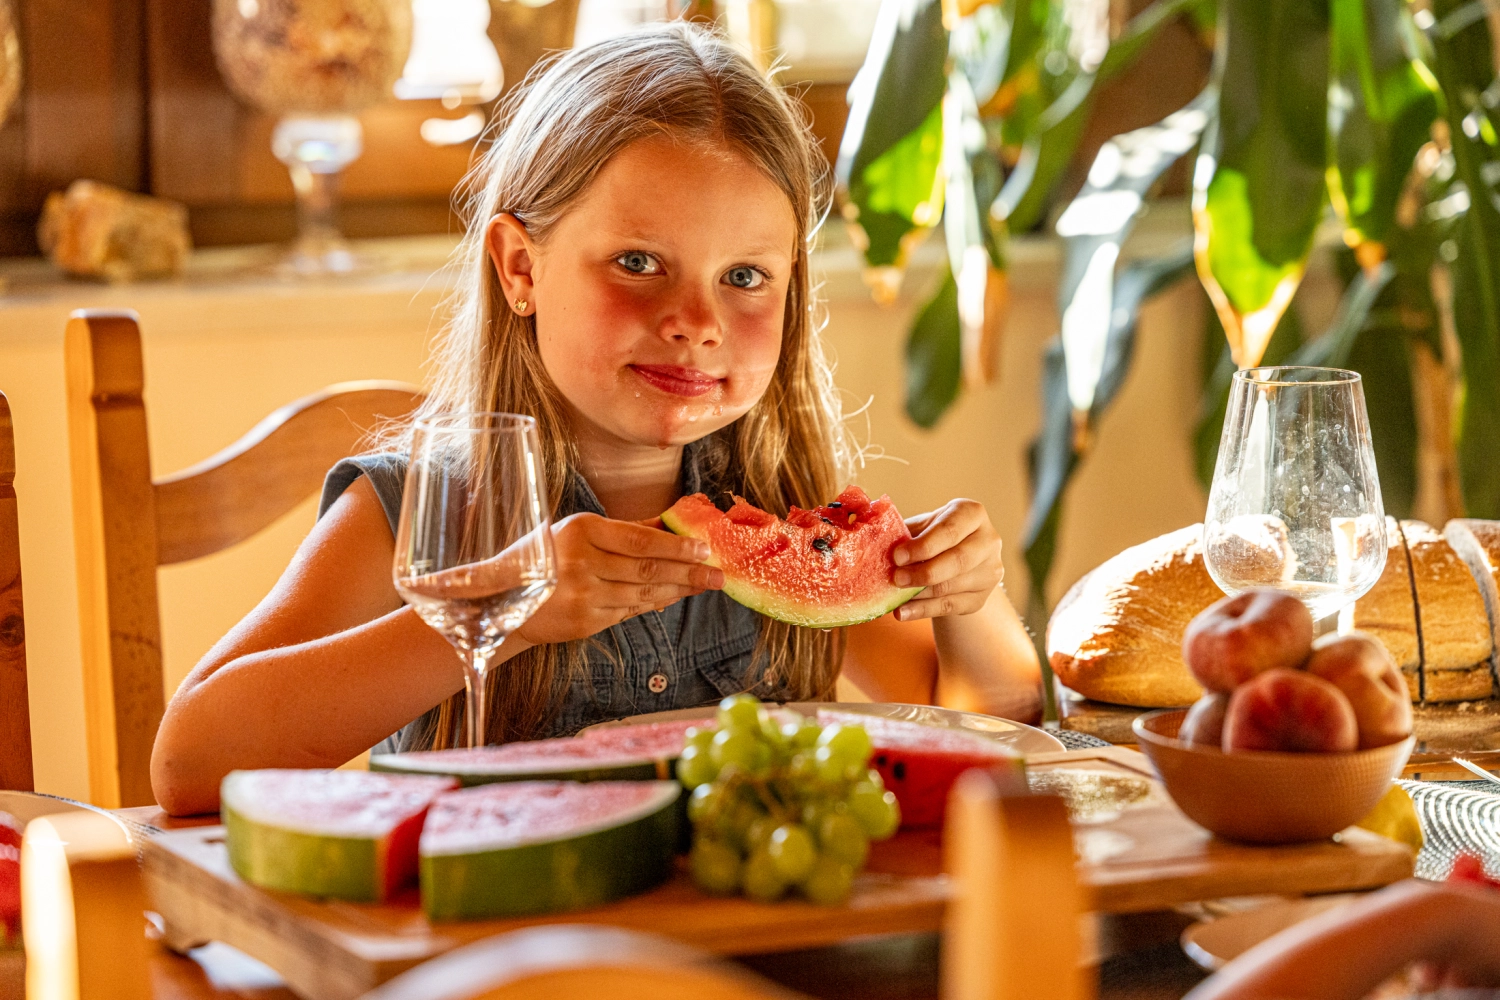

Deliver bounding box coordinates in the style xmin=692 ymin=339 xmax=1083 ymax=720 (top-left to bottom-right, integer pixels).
xmin=648 ymin=672 xmax=669 ymax=694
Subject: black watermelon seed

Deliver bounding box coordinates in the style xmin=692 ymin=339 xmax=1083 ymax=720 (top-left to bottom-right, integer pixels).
xmin=827 ymin=501 xmax=842 ymax=508
xmin=812 ymin=537 xmax=832 ymax=552
xmin=875 ymin=753 xmax=888 ymax=767
xmin=892 ymin=761 xmax=907 ymax=781
xmin=820 ymin=516 xmax=835 ymax=525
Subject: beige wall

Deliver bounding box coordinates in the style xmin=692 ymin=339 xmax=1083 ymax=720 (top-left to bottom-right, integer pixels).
xmin=2 ymin=219 xmax=1214 ymax=804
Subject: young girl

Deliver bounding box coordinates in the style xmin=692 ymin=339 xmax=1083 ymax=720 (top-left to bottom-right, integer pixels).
xmin=151 ymin=23 xmax=1042 ymax=815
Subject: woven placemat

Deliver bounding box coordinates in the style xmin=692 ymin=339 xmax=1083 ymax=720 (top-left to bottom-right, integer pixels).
xmin=1401 ymin=779 xmax=1500 ymax=880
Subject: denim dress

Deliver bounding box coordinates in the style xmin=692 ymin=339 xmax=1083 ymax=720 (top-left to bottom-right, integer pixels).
xmin=318 ymin=441 xmax=778 ymax=751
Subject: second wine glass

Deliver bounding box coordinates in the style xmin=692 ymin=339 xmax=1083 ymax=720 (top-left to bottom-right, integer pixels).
xmin=1204 ymin=366 xmax=1387 ymax=624
xmin=393 ymin=413 xmax=557 ymax=749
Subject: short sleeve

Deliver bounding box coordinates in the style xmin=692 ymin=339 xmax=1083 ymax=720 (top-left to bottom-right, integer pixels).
xmin=318 ymin=454 xmax=408 ymax=537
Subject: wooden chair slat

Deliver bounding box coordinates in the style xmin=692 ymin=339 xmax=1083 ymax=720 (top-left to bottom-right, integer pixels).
xmin=65 ymin=309 xmax=424 ymax=807
xmin=66 ymin=310 xmax=165 ymax=809
xmin=0 ymin=391 xmax=32 ymax=791
xmin=154 ymin=383 xmax=421 ymax=565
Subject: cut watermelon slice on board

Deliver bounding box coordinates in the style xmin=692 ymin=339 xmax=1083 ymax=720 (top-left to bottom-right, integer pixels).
xmin=419 ymin=780 xmax=680 ymax=921
xmin=661 ymin=486 xmax=924 ymax=628
xmin=0 ymin=812 xmax=18 ymax=950
xmin=371 ymin=719 xmax=700 ymax=785
xmin=222 ymin=770 xmax=455 ymax=903
xmin=817 ymin=711 xmax=1026 ymax=828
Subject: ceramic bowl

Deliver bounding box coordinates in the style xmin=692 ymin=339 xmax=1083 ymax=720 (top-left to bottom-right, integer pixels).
xmin=1132 ymin=709 xmax=1415 ymax=844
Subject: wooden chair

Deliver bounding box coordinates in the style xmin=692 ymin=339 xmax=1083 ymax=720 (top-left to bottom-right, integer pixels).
xmin=356 ymin=925 xmax=807 ymax=1000
xmin=0 ymin=391 xmax=32 ymax=792
xmin=64 ymin=309 xmax=424 ymax=808
xmin=943 ymin=769 xmax=1092 ymax=1000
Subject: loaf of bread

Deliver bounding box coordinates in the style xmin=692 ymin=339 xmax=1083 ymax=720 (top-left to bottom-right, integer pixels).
xmin=1443 ymin=519 xmax=1500 ymax=696
xmin=1047 ymin=526 xmax=1216 ymax=708
xmin=1048 ymin=518 xmax=1500 ymax=707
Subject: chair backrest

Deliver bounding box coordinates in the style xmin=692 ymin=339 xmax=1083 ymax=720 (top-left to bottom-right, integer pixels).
xmin=357 ymin=925 xmax=806 ymax=1000
xmin=943 ymin=769 xmax=1092 ymax=1000
xmin=0 ymin=391 xmax=32 ymax=792
xmin=64 ymin=309 xmax=424 ymax=807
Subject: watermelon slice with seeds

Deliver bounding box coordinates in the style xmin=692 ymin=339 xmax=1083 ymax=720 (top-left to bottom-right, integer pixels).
xmin=818 ymin=711 xmax=1026 ymax=828
xmin=662 ymin=486 xmax=923 ymax=627
xmin=420 ymin=780 xmax=680 ymax=921
xmin=371 ymin=719 xmax=700 ymax=785
xmin=0 ymin=812 xmax=19 ymax=950
xmin=222 ymin=770 xmax=455 ymax=902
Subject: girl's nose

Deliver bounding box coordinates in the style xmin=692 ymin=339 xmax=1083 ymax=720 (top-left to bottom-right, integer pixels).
xmin=659 ymin=284 xmax=722 ymax=347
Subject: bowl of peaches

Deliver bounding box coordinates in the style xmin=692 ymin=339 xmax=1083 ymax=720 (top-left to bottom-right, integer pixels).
xmin=1133 ymin=589 xmax=1415 ymax=845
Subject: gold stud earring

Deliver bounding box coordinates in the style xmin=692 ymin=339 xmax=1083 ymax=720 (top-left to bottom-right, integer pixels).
xmin=513 ymin=298 xmax=528 ymax=313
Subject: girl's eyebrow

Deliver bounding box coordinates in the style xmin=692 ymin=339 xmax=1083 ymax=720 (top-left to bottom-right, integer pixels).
xmin=602 ymin=231 xmax=792 ymax=259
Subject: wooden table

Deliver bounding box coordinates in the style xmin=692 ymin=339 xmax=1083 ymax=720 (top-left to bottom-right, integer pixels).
xmin=120 ymin=804 xmax=1208 ymax=1000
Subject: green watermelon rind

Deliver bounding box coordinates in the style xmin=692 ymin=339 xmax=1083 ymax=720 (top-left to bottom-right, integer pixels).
xmin=660 ymin=505 xmax=924 ymax=628
xmin=223 ymin=802 xmax=383 ymax=903
xmin=420 ymin=782 xmax=680 ymax=921
xmin=370 ymin=755 xmax=667 ymax=787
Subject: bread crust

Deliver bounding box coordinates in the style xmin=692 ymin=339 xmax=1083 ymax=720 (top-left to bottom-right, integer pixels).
xmin=1046 ymin=525 xmax=1219 ymax=707
xmin=1443 ymin=518 xmax=1500 ymax=699
xmin=1402 ymin=520 xmax=1495 ymax=702
xmin=1350 ymin=516 xmax=1419 ymax=671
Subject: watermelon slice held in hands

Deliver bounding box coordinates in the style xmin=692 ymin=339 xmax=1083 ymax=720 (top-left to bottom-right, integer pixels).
xmin=222 ymin=770 xmax=455 ymax=902
xmin=662 ymin=486 xmax=924 ymax=627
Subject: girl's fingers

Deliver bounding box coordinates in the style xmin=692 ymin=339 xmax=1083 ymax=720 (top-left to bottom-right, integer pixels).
xmin=598 ymin=581 xmax=704 ymax=608
xmin=894 ymin=500 xmax=983 ymax=567
xmin=592 ymin=550 xmax=723 ymax=590
xmin=893 ymin=534 xmax=993 ymax=588
xmin=895 ymin=591 xmax=987 ymax=621
xmin=907 ymin=566 xmax=1000 ymax=601
xmin=588 ymin=516 xmax=711 ymax=563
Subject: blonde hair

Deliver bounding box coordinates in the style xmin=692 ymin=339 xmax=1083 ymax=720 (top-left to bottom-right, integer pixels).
xmin=406 ymin=22 xmax=850 ymax=747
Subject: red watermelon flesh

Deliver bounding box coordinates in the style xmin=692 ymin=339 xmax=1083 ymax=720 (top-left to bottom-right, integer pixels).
xmin=371 ymin=719 xmax=699 ymax=785
xmin=661 ymin=486 xmax=923 ymax=627
xmin=222 ymin=770 xmax=456 ymax=902
xmin=818 ymin=711 xmax=1025 ymax=828
xmin=0 ymin=812 xmax=19 ymax=949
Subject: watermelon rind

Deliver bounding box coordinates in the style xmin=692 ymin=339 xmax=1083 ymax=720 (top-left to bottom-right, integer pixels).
xmin=420 ymin=781 xmax=680 ymax=921
xmin=221 ymin=770 xmax=452 ymax=903
xmin=660 ymin=501 xmax=923 ymax=629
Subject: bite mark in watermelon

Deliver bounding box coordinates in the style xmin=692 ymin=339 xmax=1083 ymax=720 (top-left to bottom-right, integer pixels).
xmin=371 ymin=719 xmax=700 ymax=785
xmin=222 ymin=770 xmax=456 ymax=902
xmin=419 ymin=780 xmax=680 ymax=921
xmin=661 ymin=486 xmax=923 ymax=627
xmin=817 ymin=711 xmax=1026 ymax=828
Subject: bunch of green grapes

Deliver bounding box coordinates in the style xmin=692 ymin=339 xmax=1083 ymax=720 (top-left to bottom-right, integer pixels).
xmin=676 ymin=693 xmax=901 ymax=905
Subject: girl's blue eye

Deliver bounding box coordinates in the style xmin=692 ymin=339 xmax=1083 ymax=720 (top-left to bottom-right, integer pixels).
xmin=724 ymin=266 xmax=764 ymax=289
xmin=617 ymin=252 xmax=659 ymax=274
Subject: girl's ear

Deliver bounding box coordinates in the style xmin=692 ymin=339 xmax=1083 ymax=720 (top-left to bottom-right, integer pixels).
xmin=486 ymin=214 xmax=537 ymax=316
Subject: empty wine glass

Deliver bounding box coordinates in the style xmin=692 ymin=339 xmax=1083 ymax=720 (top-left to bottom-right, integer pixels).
xmin=393 ymin=413 xmax=557 ymax=748
xmin=1204 ymin=367 xmax=1387 ymax=624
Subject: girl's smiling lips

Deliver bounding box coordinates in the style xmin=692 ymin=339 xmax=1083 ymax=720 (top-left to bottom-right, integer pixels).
xmin=628 ymin=364 xmax=723 ymax=397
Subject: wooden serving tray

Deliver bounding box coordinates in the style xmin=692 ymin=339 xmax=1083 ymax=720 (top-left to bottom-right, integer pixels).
xmin=141 ymin=748 xmax=1414 ymax=1000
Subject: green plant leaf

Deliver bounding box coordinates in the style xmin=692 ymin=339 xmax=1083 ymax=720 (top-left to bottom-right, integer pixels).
xmin=1193 ymin=294 xmax=1305 ymax=489
xmin=1022 ymin=244 xmax=1197 ymax=604
xmin=1194 ymin=0 xmax=1332 ymax=368
xmin=839 ymin=0 xmax=950 ymax=271
xmin=1428 ymin=0 xmax=1500 ymax=517
xmin=905 ymin=268 xmax=963 ymax=428
xmin=994 ymin=0 xmax=1213 ymax=233
xmin=1327 ymin=0 xmax=1439 ymax=248
xmin=1056 ymin=91 xmax=1213 ymax=414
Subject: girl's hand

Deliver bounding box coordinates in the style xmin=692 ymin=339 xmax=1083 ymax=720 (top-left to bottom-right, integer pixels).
xmin=891 ymin=499 xmax=1004 ymax=621
xmin=516 ymin=512 xmax=722 ymax=644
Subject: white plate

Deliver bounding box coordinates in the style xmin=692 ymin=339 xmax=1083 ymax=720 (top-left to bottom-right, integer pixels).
xmin=1180 ymin=894 xmax=1364 ymax=971
xmin=583 ymin=701 xmax=1064 ymax=755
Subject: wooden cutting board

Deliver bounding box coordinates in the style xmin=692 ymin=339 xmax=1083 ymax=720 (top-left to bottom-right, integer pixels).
xmin=141 ymin=747 xmax=1413 ymax=1000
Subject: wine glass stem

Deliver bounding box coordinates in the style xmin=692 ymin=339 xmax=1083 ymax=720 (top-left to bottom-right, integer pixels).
xmin=464 ymin=645 xmax=497 ymax=749
xmin=289 ymin=164 xmax=343 ymax=247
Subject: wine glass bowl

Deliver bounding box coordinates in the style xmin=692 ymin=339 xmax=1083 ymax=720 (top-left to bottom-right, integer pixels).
xmin=1204 ymin=367 xmax=1386 ymax=623
xmin=393 ymin=413 xmax=557 ymax=748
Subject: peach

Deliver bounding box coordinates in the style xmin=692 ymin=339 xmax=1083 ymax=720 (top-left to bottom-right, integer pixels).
xmin=1179 ymin=693 xmax=1229 ymax=748
xmin=1304 ymin=631 xmax=1413 ymax=749
xmin=1223 ymin=668 xmax=1359 ymax=753
xmin=1182 ymin=589 xmax=1315 ymax=692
